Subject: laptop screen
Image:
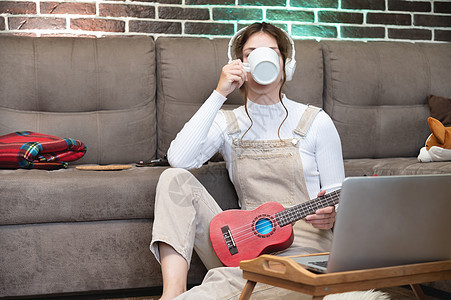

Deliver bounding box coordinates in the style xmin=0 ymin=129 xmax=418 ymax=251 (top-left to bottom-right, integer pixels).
xmin=325 ymin=174 xmax=451 ymax=273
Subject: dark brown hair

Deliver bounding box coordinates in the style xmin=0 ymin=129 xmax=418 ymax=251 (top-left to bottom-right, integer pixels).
xmin=232 ymin=22 xmax=291 ymax=140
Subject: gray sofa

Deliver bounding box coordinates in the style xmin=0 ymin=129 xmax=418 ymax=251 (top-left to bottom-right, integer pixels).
xmin=0 ymin=36 xmax=450 ymax=298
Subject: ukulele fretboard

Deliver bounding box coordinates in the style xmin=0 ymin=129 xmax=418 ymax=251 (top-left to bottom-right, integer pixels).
xmin=275 ymin=190 xmax=341 ymax=227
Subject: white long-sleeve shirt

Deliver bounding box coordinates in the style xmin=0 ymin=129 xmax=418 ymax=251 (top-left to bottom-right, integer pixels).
xmin=168 ymin=90 xmax=345 ymax=200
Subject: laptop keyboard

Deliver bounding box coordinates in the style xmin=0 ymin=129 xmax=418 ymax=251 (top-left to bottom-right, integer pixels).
xmin=311 ymin=260 xmax=328 ymax=268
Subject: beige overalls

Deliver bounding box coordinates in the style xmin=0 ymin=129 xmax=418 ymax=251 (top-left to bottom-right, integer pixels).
xmin=150 ymin=106 xmax=333 ymax=300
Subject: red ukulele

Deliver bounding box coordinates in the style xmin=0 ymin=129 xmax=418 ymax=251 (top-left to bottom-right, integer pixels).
xmin=209 ymin=190 xmax=341 ymax=267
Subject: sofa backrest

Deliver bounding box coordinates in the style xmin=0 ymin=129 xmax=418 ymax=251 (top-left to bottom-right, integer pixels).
xmin=155 ymin=37 xmax=324 ymax=158
xmin=322 ymin=41 xmax=451 ymax=159
xmin=5 ymin=36 xmax=447 ymax=164
xmin=0 ymin=36 xmax=157 ymax=164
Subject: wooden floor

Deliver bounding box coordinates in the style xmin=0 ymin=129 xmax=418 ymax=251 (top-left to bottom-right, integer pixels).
xmin=36 ymin=285 xmax=450 ymax=300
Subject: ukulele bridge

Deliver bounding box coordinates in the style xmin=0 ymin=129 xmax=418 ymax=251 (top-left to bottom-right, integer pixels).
xmin=221 ymin=225 xmax=238 ymax=255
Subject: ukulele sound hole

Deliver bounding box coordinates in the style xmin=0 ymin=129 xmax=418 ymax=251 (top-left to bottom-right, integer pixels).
xmin=255 ymin=218 xmax=273 ymax=235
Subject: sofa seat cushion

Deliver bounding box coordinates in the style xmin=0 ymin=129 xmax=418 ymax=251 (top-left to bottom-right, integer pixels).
xmin=0 ymin=166 xmax=162 ymax=225
xmin=344 ymin=157 xmax=451 ymax=177
xmin=0 ymin=162 xmax=238 ymax=226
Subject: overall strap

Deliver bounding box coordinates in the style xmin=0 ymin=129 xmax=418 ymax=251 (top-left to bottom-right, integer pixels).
xmin=221 ymin=110 xmax=241 ymax=135
xmin=293 ymin=105 xmax=322 ymax=137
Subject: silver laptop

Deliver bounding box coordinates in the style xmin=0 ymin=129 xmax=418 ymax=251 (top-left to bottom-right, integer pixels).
xmin=294 ymin=174 xmax=451 ymax=273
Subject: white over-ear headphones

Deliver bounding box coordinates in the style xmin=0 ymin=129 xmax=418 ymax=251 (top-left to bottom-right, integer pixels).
xmin=227 ymin=25 xmax=296 ymax=81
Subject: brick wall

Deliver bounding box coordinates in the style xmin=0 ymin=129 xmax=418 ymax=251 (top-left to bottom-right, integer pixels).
xmin=0 ymin=0 xmax=450 ymax=42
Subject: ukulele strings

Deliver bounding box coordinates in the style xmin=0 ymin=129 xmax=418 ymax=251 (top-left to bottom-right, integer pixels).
xmin=228 ymin=194 xmax=338 ymax=240
xmin=226 ymin=193 xmax=339 ymax=245
xmin=229 ymin=197 xmax=337 ymax=246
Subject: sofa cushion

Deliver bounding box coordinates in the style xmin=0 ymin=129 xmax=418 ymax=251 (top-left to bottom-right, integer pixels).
xmin=0 ymin=36 xmax=157 ymax=164
xmin=0 ymin=167 xmax=158 ymax=225
xmin=0 ymin=162 xmax=237 ymax=226
xmin=0 ymin=220 xmax=207 ymax=297
xmin=344 ymin=158 xmax=451 ymax=177
xmin=155 ymin=37 xmax=324 ymax=159
xmin=322 ymin=41 xmax=451 ymax=159
xmin=283 ymin=40 xmax=324 ymax=108
xmin=428 ymin=94 xmax=451 ymax=127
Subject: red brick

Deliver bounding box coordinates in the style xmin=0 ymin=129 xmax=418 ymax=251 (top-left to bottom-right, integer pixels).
xmin=341 ymin=26 xmax=385 ymax=38
xmin=213 ymin=7 xmax=263 ymax=21
xmin=41 ymin=2 xmax=96 ymax=15
xmin=415 ymin=15 xmax=451 ymax=27
xmin=388 ymin=0 xmax=431 ymax=12
xmin=367 ymin=13 xmax=411 ymax=25
xmin=435 ymin=30 xmax=451 ymax=42
xmin=130 ymin=0 xmax=181 ymax=3
xmin=388 ymin=28 xmax=432 ymax=40
xmin=0 ymin=31 xmax=37 ymax=36
xmin=0 ymin=1 xmax=36 ymax=14
xmin=159 ymin=7 xmax=209 ymax=20
xmin=267 ymin=9 xmax=314 ymax=22
xmin=239 ymin=0 xmax=285 ymax=6
xmin=184 ymin=22 xmax=234 ymax=35
xmin=435 ymin=2 xmax=451 ymax=14
xmin=187 ymin=0 xmax=234 ymax=4
xmin=0 ymin=17 xmax=5 ymax=30
xmin=71 ymin=18 xmax=125 ymax=32
xmin=100 ymin=4 xmax=155 ymax=18
xmin=129 ymin=20 xmax=181 ymax=34
xmin=318 ymin=11 xmax=363 ymax=24
xmin=9 ymin=17 xmax=66 ymax=30
xmin=291 ymin=0 xmax=338 ymax=8
xmin=342 ymin=0 xmax=385 ymax=10
xmin=292 ymin=24 xmax=337 ymax=38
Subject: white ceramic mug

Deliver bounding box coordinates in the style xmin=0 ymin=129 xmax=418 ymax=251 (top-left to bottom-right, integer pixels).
xmin=243 ymin=47 xmax=281 ymax=85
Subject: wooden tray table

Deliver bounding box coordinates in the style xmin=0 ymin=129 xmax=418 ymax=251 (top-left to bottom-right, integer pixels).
xmin=239 ymin=253 xmax=451 ymax=300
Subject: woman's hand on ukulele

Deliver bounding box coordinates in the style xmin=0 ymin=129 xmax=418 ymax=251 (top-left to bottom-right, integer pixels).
xmin=305 ymin=190 xmax=336 ymax=230
xmin=215 ymin=59 xmax=247 ymax=97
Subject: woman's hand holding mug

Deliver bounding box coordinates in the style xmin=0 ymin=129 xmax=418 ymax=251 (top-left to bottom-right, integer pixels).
xmin=216 ymin=59 xmax=247 ymax=97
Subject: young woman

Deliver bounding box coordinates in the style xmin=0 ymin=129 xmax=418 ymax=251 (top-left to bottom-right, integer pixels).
xmin=150 ymin=22 xmax=345 ymax=300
